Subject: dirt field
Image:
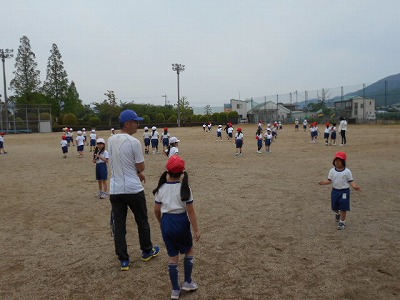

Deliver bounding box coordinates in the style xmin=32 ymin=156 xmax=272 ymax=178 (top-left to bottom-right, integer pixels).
xmin=1 ymin=124 xmax=399 ymax=300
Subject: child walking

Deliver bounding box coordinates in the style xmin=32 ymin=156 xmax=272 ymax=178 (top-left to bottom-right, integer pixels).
xmin=143 ymin=127 xmax=151 ymax=154
xmin=76 ymin=130 xmax=85 ymax=158
xmin=153 ymin=156 xmax=200 ymax=300
xmin=216 ymin=125 xmax=223 ymax=142
xmin=164 ymin=137 xmax=180 ymax=158
xmin=93 ymin=138 xmax=109 ymax=199
xmin=235 ymin=128 xmax=244 ymax=156
xmin=264 ymin=128 xmax=273 ymax=153
xmin=151 ymin=126 xmax=160 ymax=154
xmin=89 ymin=129 xmax=97 ymax=152
xmin=256 ymin=127 xmax=263 ymax=153
xmin=161 ymin=127 xmax=171 ymax=153
xmin=0 ymin=133 xmax=7 ymax=154
xmin=318 ymin=152 xmax=361 ymax=230
xmin=330 ymin=123 xmax=337 ymax=146
xmin=323 ymin=123 xmax=331 ymax=146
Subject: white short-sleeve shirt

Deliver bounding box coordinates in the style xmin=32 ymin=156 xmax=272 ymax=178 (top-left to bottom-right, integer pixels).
xmin=328 ymin=167 xmax=354 ymax=189
xmin=155 ymin=182 xmax=193 ymax=214
xmin=108 ymin=133 xmax=145 ymax=194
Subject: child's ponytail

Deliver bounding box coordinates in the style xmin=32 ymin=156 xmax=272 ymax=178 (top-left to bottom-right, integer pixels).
xmin=180 ymin=171 xmax=191 ymax=201
xmin=152 ymin=171 xmax=168 ymax=195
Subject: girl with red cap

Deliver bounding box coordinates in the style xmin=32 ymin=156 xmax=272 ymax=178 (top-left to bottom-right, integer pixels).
xmin=153 ymin=156 xmax=200 ymax=299
xmin=235 ymin=128 xmax=244 ymax=156
xmin=318 ymin=151 xmax=361 ymax=230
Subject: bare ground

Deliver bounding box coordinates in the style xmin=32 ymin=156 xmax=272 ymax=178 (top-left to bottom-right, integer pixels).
xmin=0 ymin=124 xmax=399 ymax=300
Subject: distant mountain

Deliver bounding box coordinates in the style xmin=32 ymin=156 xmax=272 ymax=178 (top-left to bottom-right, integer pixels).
xmin=350 ymin=73 xmax=400 ymax=107
xmin=295 ymin=73 xmax=400 ymax=109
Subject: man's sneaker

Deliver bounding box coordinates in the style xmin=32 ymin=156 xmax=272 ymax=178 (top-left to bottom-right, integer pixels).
xmin=335 ymin=214 xmax=340 ymax=222
xmin=182 ymin=281 xmax=198 ymax=291
xmin=141 ymin=246 xmax=160 ymax=261
xmin=171 ymin=288 xmax=181 ymax=299
xmin=337 ymin=222 xmax=346 ymax=230
xmin=120 ymin=259 xmax=130 ymax=271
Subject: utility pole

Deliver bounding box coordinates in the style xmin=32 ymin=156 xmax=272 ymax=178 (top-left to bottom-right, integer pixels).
xmin=172 ymin=63 xmax=185 ymax=127
xmin=1 ymin=49 xmax=14 ymax=131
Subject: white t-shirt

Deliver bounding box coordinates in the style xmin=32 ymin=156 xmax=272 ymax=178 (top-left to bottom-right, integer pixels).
xmin=76 ymin=135 xmax=85 ymax=146
xmin=235 ymin=132 xmax=244 ymax=140
xmin=143 ymin=132 xmax=151 ymax=139
xmin=227 ymin=127 xmax=234 ymax=134
xmin=108 ymin=133 xmax=145 ymax=194
xmin=151 ymin=131 xmax=159 ymax=140
xmin=60 ymin=140 xmax=67 ymax=147
xmin=328 ymin=167 xmax=354 ymax=189
xmin=155 ymin=182 xmax=193 ymax=214
xmin=168 ymin=146 xmax=179 ymax=157
xmin=96 ymin=150 xmax=109 ymax=164
xmin=90 ymin=133 xmax=96 ymax=140
xmin=339 ymin=120 xmax=348 ymax=131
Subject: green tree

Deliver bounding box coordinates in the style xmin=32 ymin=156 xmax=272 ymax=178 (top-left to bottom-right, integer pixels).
xmin=62 ymin=113 xmax=77 ymax=125
xmin=167 ymin=115 xmax=177 ymax=124
xmin=142 ymin=115 xmax=151 ymax=124
xmin=10 ymin=36 xmax=41 ymax=102
xmin=42 ymin=44 xmax=69 ymax=116
xmin=63 ymin=81 xmax=83 ymax=116
xmin=217 ymin=112 xmax=228 ymax=124
xmin=178 ymin=96 xmax=193 ymax=125
xmin=89 ymin=116 xmax=101 ymax=126
xmin=155 ymin=113 xmax=165 ymax=123
xmin=228 ymin=111 xmax=239 ymax=123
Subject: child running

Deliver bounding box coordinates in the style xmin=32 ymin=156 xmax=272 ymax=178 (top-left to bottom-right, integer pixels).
xmin=216 ymin=125 xmax=223 ymax=142
xmin=330 ymin=123 xmax=337 ymax=146
xmin=60 ymin=135 xmax=68 ymax=158
xmin=318 ymin=152 xmax=361 ymax=230
xmin=143 ymin=127 xmax=151 ymax=154
xmin=93 ymin=138 xmax=109 ymax=199
xmin=235 ymin=128 xmax=244 ymax=156
xmin=153 ymin=155 xmax=200 ymax=300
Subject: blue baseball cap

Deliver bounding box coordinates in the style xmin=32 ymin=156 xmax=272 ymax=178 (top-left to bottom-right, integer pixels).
xmin=119 ymin=110 xmax=144 ymax=122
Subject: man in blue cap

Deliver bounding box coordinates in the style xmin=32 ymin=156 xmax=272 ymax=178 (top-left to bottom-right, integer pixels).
xmin=108 ymin=110 xmax=160 ymax=270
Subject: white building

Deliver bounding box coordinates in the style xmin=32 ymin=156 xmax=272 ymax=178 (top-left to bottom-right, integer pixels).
xmin=334 ymin=96 xmax=375 ymax=121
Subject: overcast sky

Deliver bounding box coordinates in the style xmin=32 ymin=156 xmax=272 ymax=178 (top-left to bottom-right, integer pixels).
xmin=2 ymin=0 xmax=400 ymax=107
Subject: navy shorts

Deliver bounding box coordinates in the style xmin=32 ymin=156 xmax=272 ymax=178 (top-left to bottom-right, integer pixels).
xmin=217 ymin=132 xmax=222 ymax=137
xmin=257 ymin=139 xmax=262 ymax=148
xmin=265 ymin=139 xmax=271 ymax=146
xmin=163 ymin=138 xmax=169 ymax=147
xmin=236 ymin=139 xmax=243 ymax=148
xmin=331 ymin=132 xmax=337 ymax=139
xmin=324 ymin=133 xmax=329 ymax=139
xmin=144 ymin=138 xmax=150 ymax=146
xmin=96 ymin=163 xmax=108 ymax=181
xmin=0 ymin=141 xmax=3 ymax=148
xmin=161 ymin=212 xmax=193 ymax=257
xmin=151 ymin=139 xmax=158 ymax=148
xmin=62 ymin=146 xmax=68 ymax=154
xmin=228 ymin=133 xmax=233 ymax=138
xmin=90 ymin=139 xmax=96 ymax=147
xmin=77 ymin=145 xmax=84 ymax=152
xmin=331 ymin=188 xmax=350 ymax=211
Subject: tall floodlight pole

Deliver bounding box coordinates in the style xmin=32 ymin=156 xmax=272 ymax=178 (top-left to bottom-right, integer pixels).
xmin=1 ymin=49 xmax=14 ymax=131
xmin=172 ymin=63 xmax=185 ymax=127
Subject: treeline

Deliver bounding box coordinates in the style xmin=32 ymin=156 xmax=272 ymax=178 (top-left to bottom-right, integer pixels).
xmin=6 ymin=35 xmax=238 ymax=129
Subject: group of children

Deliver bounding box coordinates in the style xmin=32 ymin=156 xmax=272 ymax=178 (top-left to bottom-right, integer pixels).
xmin=142 ymin=126 xmax=180 ymax=157
xmin=308 ymin=122 xmax=338 ymax=146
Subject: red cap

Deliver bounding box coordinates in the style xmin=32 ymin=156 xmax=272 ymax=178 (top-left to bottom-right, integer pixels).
xmin=237 ymin=128 xmax=242 ymax=132
xmin=164 ymin=127 xmax=168 ymax=131
xmin=334 ymin=151 xmax=347 ymax=161
xmin=166 ymin=155 xmax=186 ymax=173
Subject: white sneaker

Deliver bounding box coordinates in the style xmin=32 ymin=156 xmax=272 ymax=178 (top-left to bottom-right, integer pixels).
xmin=182 ymin=281 xmax=198 ymax=291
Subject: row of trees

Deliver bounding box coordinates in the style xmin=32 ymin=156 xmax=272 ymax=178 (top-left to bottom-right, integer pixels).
xmin=6 ymin=36 xmax=238 ymax=128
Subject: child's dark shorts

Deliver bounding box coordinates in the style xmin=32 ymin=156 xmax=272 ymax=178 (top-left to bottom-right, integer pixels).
xmin=96 ymin=163 xmax=108 ymax=180
xmin=331 ymin=188 xmax=350 ymax=211
xmin=161 ymin=212 xmax=193 ymax=257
